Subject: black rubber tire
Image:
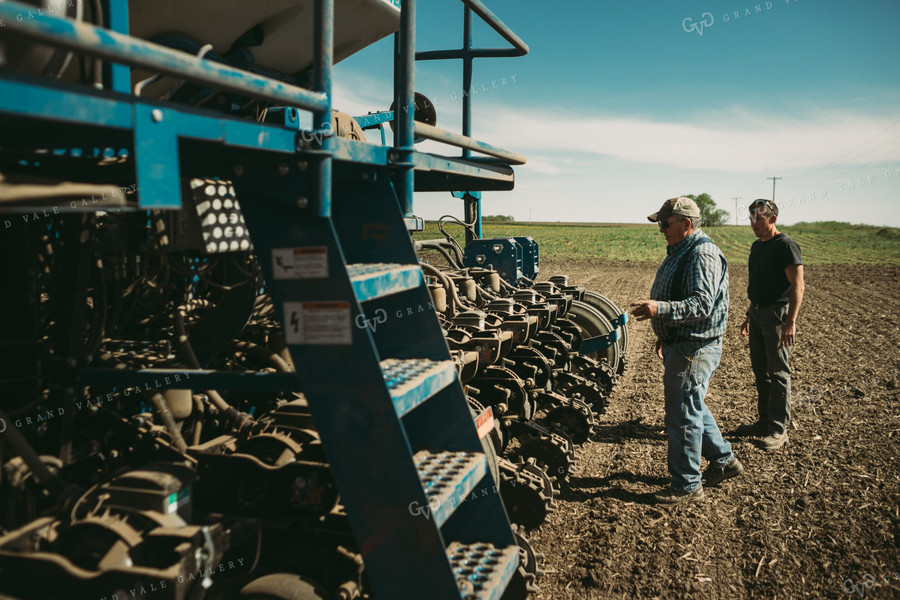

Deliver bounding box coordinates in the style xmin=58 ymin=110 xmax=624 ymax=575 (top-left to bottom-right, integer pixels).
xmin=566 ymin=300 xmax=621 ymax=374
xmin=582 ymin=290 xmax=628 ymax=372
xmin=239 ymin=574 xmax=332 ymax=600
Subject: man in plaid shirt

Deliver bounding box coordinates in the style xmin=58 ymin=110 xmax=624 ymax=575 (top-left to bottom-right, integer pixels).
xmin=631 ymin=197 xmax=743 ymax=505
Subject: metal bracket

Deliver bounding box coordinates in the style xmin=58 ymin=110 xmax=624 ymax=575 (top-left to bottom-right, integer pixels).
xmin=296 ymin=128 xmax=334 ymax=151
xmin=579 ymin=329 xmax=619 ymax=354
xmin=387 ymin=149 xmax=414 ymax=167
xmin=404 ymin=214 xmax=425 ymax=232
xmin=611 ymin=312 xmax=628 ymax=329
xmin=134 ymin=105 xmax=181 ymax=209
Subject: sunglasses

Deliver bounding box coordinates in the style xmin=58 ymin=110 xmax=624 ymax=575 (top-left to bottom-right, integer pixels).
xmin=658 ymin=217 xmax=683 ymax=230
xmin=749 ymin=200 xmax=777 ymax=215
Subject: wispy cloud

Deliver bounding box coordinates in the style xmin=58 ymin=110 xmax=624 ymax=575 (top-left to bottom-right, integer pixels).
xmin=332 ymin=78 xmax=392 ymax=117
xmin=473 ymin=109 xmax=900 ymax=174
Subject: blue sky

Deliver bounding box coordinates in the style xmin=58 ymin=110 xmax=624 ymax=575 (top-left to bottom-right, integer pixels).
xmin=333 ymin=0 xmax=900 ymax=226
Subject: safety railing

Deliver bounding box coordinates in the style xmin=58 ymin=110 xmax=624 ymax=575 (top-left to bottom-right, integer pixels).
xmin=411 ymin=0 xmax=529 ymax=236
xmin=0 ymin=0 xmax=525 ymax=216
xmin=414 ymin=122 xmax=526 ymax=165
xmin=0 ymin=1 xmax=332 ymax=115
xmin=415 ymin=0 xmax=529 ymax=150
xmin=0 ymin=0 xmax=335 ymax=214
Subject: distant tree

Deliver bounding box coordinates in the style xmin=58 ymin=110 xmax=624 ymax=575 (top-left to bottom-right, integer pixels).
xmin=685 ymin=193 xmax=729 ymax=227
xmin=483 ymin=215 xmax=516 ymax=222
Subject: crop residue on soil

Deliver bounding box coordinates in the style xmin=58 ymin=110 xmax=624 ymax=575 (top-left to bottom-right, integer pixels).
xmin=532 ymin=259 xmax=900 ymax=600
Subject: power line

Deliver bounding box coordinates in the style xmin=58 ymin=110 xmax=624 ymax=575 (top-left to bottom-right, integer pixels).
xmin=768 ymin=177 xmax=782 ymax=202
xmin=786 ymin=117 xmax=900 ymax=180
xmin=827 ymin=139 xmax=900 ymax=181
xmin=792 ymin=134 xmax=900 ymax=186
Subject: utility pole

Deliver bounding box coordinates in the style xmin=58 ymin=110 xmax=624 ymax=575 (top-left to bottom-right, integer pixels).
xmin=768 ymin=177 xmax=782 ymax=202
xmin=732 ymin=197 xmax=740 ymax=225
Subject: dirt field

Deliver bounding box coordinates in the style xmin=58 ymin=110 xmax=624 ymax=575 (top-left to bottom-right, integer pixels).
xmin=530 ymin=258 xmax=900 ymax=600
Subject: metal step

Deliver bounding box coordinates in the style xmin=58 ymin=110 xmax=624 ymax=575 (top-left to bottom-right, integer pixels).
xmin=447 ymin=541 xmax=519 ymax=600
xmin=413 ymin=450 xmax=487 ymax=528
xmin=382 ymin=358 xmax=457 ymax=417
xmin=347 ymin=263 xmax=422 ymax=302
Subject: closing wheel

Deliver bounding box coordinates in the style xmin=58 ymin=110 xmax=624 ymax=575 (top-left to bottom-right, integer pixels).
xmin=498 ymin=457 xmax=556 ymax=530
xmin=513 ymin=430 xmax=576 ymax=482
xmin=500 ymin=524 xmax=543 ymax=599
xmin=566 ymin=300 xmax=621 ymax=374
xmin=541 ymin=397 xmax=596 ymax=446
xmin=554 ymin=368 xmax=612 ymax=414
xmin=569 ymin=354 xmax=616 ymax=396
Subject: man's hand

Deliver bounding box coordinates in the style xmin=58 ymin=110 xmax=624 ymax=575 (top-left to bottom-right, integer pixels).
xmin=741 ymin=317 xmax=750 ymax=337
xmin=781 ymin=319 xmax=796 ymax=346
xmin=655 ymin=338 xmax=664 ymax=359
xmin=630 ymin=299 xmax=658 ymax=321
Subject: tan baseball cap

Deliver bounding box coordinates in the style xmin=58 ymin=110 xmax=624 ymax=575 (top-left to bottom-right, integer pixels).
xmin=647 ymin=196 xmax=701 ymax=222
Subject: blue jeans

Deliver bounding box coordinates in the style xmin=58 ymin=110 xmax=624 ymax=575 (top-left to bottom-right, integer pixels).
xmin=662 ymin=339 xmax=733 ymax=492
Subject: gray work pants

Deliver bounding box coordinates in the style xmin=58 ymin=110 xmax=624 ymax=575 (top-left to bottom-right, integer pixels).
xmin=748 ymin=302 xmax=791 ymax=436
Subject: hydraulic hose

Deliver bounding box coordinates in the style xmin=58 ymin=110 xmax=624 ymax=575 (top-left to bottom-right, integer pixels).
xmin=226 ymin=340 xmax=293 ymax=373
xmin=0 ymin=409 xmax=75 ymax=499
xmin=174 ymin=300 xmax=253 ymax=432
xmin=146 ymin=392 xmax=188 ymax=453
xmin=205 ymin=390 xmax=253 ymax=432
xmin=416 ymin=242 xmax=459 ymax=269
xmin=420 ymin=262 xmax=468 ymax=316
xmin=174 ymin=299 xmax=214 ymax=370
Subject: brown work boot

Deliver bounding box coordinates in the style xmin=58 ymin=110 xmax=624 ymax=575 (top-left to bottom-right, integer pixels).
xmin=653 ymin=485 xmax=705 ymax=505
xmin=702 ymin=457 xmax=744 ymax=487
xmin=760 ymin=432 xmax=788 ymax=451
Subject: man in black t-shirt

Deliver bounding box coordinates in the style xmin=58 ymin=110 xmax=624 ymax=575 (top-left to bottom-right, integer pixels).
xmin=736 ymin=199 xmax=805 ymax=451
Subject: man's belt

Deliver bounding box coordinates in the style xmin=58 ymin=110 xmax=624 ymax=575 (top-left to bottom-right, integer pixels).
xmin=749 ymin=300 xmax=788 ymax=310
xmin=664 ymin=336 xmax=720 ymax=345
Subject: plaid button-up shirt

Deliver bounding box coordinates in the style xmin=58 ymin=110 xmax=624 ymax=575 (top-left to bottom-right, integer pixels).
xmin=650 ymin=229 xmax=729 ymax=343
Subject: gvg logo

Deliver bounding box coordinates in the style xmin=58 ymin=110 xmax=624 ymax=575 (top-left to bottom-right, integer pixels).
xmin=298 ymin=123 xmax=335 ymax=146
xmin=354 ymin=302 xmax=436 ymax=333
xmin=682 ymin=12 xmax=715 ymax=36
xmin=408 ymin=497 xmax=441 ymax=521
xmin=355 ymin=308 xmax=387 ymax=332
xmin=843 ymin=572 xmax=900 ymax=597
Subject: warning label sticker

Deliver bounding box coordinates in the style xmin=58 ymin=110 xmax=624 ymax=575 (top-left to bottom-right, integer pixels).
xmin=272 ymin=247 xmax=328 ymax=280
xmin=283 ymin=302 xmax=352 ymax=345
xmin=475 ymin=406 xmax=494 ymax=440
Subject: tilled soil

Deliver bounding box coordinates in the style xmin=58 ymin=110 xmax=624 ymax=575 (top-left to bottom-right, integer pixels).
xmin=530 ymin=258 xmax=900 ymax=600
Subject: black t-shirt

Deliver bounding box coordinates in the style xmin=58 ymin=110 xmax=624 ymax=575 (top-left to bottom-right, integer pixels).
xmin=747 ymin=233 xmax=802 ymax=304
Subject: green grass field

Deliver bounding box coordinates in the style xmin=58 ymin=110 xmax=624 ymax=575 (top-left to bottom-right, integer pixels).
xmin=414 ymin=220 xmax=900 ymax=266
